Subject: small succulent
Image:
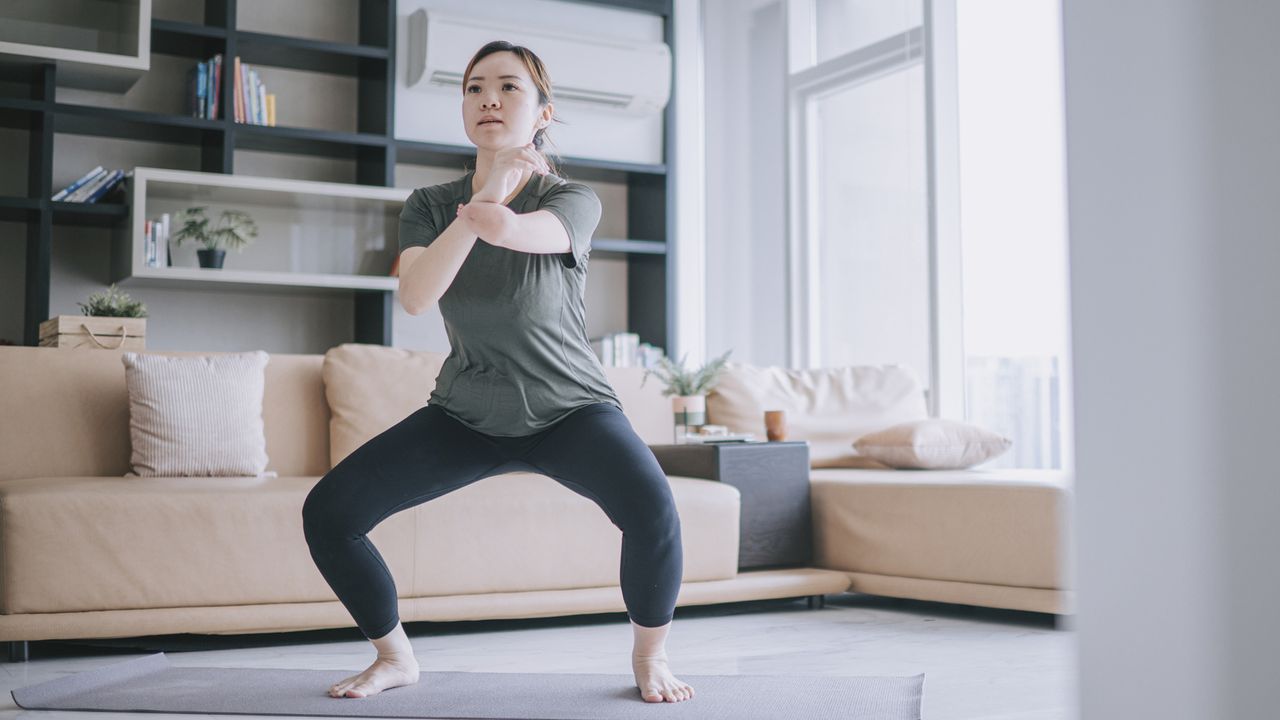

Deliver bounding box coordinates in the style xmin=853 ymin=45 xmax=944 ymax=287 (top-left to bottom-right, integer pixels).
xmin=641 ymin=349 xmax=733 ymax=397
xmin=78 ymin=283 xmax=147 ymax=318
xmin=172 ymin=206 xmax=258 ymax=251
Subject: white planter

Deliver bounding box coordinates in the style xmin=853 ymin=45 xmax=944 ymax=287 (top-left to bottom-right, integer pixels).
xmin=672 ymin=394 xmax=707 ymax=443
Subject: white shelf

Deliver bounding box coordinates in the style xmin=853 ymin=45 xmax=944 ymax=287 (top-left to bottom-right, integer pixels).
xmin=113 ymin=167 xmax=413 ymax=294
xmin=0 ymin=0 xmax=151 ymax=92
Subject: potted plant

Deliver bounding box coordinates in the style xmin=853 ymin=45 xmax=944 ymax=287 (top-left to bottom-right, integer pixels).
xmin=38 ymin=283 xmax=148 ymax=349
xmin=641 ymin=349 xmax=733 ymax=440
xmin=171 ymin=206 xmax=259 ymax=269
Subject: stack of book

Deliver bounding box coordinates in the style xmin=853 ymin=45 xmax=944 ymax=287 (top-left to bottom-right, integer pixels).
xmin=51 ymin=166 xmax=126 ymax=203
xmin=144 ymin=213 xmax=171 ymax=269
xmin=187 ymin=54 xmax=222 ymax=120
xmin=591 ymin=332 xmax=663 ymax=368
xmin=187 ymin=53 xmax=277 ymax=126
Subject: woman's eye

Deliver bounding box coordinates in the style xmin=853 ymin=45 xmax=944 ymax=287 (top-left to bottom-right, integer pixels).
xmin=466 ymin=85 xmax=479 ymax=93
xmin=504 ymin=83 xmax=518 ymax=91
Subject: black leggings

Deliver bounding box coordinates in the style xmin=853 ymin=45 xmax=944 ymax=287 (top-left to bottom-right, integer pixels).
xmin=301 ymin=401 xmax=684 ymax=640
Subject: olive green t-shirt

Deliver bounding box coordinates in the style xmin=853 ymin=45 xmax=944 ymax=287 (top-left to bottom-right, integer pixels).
xmin=398 ymin=169 xmax=623 ymax=437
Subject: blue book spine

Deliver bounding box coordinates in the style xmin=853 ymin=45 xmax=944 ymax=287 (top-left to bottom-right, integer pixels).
xmin=196 ymin=61 xmax=207 ymax=118
xmin=206 ymin=59 xmax=214 ymax=120
xmin=52 ymin=166 xmax=105 ymax=201
xmin=84 ymin=170 xmax=124 ymax=203
xmin=67 ymin=169 xmax=111 ymax=202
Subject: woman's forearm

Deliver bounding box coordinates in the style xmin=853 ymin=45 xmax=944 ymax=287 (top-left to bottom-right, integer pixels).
xmin=400 ymin=217 xmax=479 ymax=315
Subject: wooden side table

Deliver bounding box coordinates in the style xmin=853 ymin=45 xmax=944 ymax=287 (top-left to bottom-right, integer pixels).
xmin=647 ymin=441 xmax=812 ymax=570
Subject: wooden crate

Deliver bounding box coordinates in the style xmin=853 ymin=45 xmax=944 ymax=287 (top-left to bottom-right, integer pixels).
xmin=38 ymin=315 xmax=147 ymax=350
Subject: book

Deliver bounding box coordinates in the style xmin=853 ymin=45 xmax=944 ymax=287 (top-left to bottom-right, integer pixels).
xmin=233 ymin=56 xmax=243 ymax=123
xmin=249 ymin=68 xmax=261 ymax=125
xmin=211 ymin=54 xmax=222 ymax=120
xmin=265 ymin=93 xmax=276 ymax=126
xmin=240 ymin=58 xmax=252 ymax=124
xmin=51 ymin=166 xmax=104 ymax=201
xmin=254 ymin=70 xmax=267 ymax=125
xmin=82 ymin=169 xmax=124 ymax=203
xmin=67 ymin=168 xmax=116 ymax=202
xmin=197 ymin=60 xmax=207 ymax=118
xmin=161 ymin=212 xmax=170 ymax=267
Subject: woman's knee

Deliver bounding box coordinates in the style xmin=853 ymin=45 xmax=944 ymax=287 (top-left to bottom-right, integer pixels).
xmin=301 ymin=472 xmax=354 ymax=544
xmin=626 ymin=476 xmax=682 ymax=537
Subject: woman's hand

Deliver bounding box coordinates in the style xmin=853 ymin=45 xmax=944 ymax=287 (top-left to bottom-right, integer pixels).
xmin=456 ymin=200 xmax=517 ymax=247
xmin=472 ymin=144 xmax=550 ymax=203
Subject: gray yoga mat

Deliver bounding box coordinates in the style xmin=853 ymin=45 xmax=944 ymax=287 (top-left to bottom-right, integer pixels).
xmin=11 ymin=652 xmax=925 ymax=719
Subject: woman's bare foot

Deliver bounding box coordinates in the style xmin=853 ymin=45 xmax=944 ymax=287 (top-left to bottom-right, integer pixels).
xmin=328 ymin=621 xmax=420 ymax=698
xmin=631 ymin=619 xmax=694 ymax=703
xmin=328 ymin=653 xmax=420 ymax=698
xmin=632 ymin=650 xmax=695 ymax=703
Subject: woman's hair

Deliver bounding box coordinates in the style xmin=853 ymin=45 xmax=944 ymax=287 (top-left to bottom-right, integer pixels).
xmin=463 ymin=40 xmax=563 ymax=177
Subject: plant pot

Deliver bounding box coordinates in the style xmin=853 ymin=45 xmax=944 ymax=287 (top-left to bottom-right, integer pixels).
xmin=672 ymin=394 xmax=706 ymax=442
xmin=197 ymin=249 xmax=226 ymax=269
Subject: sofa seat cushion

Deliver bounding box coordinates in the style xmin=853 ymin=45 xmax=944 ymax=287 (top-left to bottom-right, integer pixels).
xmin=0 ymin=474 xmax=739 ymax=615
xmin=809 ymin=468 xmax=1072 ymax=590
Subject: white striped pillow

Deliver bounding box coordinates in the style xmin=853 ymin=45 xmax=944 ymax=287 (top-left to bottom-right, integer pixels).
xmin=121 ymin=351 xmax=273 ymax=477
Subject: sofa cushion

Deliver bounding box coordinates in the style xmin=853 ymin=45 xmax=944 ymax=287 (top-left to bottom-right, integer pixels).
xmin=707 ymin=363 xmax=928 ymax=468
xmin=809 ymin=467 xmax=1072 ymax=590
xmin=0 ymin=348 xmax=331 ymax=482
xmin=322 ymin=344 xmax=446 ymax=467
xmin=0 ymin=473 xmax=739 ymax=614
xmin=121 ymin=350 xmax=272 ymax=477
xmin=853 ymin=418 xmax=1013 ymax=469
xmin=322 ymin=344 xmax=676 ymax=467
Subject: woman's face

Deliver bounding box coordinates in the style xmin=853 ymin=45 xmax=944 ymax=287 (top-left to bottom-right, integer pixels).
xmin=462 ymin=51 xmax=551 ymax=151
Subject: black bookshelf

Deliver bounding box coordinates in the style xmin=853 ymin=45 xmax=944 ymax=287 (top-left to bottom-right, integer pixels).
xmin=5 ymin=0 xmax=677 ymax=356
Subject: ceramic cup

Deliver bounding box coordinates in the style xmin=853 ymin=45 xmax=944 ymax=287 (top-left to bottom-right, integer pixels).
xmin=764 ymin=409 xmax=788 ymax=441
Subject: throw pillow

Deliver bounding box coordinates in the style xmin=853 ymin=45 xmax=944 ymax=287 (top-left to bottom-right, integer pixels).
xmin=706 ymin=362 xmax=929 ymax=468
xmin=121 ymin=350 xmax=273 ymax=477
xmin=852 ymin=418 xmax=1012 ymax=469
xmin=323 ymin=343 xmax=447 ymax=467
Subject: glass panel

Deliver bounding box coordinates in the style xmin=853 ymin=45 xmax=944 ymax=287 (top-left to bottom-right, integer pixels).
xmin=815 ymin=0 xmax=922 ymax=64
xmin=813 ymin=63 xmax=929 ymax=385
xmin=957 ymin=0 xmax=1069 ymax=469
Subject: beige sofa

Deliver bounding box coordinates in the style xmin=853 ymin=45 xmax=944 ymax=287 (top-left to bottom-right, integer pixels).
xmin=0 ymin=345 xmax=1072 ymax=663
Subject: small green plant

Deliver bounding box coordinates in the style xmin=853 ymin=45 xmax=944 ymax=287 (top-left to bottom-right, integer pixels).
xmin=171 ymin=206 xmax=259 ymax=251
xmin=641 ymin=349 xmax=733 ymax=397
xmin=77 ymin=283 xmax=147 ymax=318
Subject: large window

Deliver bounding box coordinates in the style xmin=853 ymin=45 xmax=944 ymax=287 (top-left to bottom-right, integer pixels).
xmin=815 ymin=0 xmax=923 ymax=63
xmin=789 ymin=0 xmax=928 ymax=390
xmin=813 ymin=64 xmax=929 ymax=376
xmin=956 ymin=0 xmax=1070 ymax=469
xmin=787 ymin=0 xmax=1071 ymax=469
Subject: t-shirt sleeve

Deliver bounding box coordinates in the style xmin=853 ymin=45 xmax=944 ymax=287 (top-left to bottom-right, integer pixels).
xmin=538 ymin=181 xmax=602 ymax=269
xmin=398 ymin=188 xmax=440 ymax=253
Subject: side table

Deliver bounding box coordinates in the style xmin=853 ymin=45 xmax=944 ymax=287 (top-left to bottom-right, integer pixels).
xmin=647 ymin=441 xmax=812 ymax=570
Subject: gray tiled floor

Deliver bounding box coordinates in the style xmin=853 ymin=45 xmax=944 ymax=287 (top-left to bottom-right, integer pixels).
xmin=0 ymin=593 xmax=1076 ymax=720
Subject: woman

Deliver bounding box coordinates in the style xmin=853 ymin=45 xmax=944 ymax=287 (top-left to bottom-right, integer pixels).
xmin=301 ymin=41 xmax=694 ymax=704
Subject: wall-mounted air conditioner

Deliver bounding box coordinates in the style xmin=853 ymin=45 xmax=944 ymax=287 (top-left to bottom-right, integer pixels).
xmin=405 ymin=9 xmax=671 ymax=116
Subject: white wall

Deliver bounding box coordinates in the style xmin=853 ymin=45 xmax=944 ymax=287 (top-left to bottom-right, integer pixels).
xmin=1063 ymin=1 xmax=1279 ymax=717
xmin=702 ymin=0 xmax=788 ymax=366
